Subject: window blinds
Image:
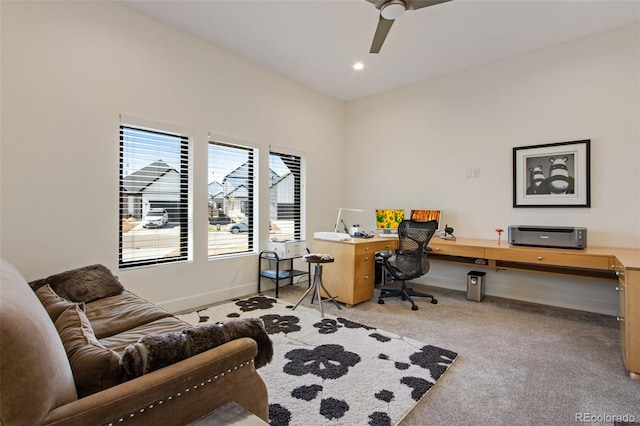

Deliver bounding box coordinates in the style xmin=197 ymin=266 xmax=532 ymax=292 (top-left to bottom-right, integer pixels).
xmin=269 ymin=150 xmax=305 ymax=241
xmin=207 ymin=140 xmax=255 ymax=256
xmin=119 ymin=125 xmax=190 ymax=268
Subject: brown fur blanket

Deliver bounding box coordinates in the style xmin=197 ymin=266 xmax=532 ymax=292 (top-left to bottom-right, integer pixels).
xmin=29 ymin=264 xmax=124 ymax=303
xmin=121 ymin=318 xmax=273 ymax=381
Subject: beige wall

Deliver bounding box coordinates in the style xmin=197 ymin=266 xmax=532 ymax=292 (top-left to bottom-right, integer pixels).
xmin=343 ymin=23 xmax=640 ymax=314
xmin=0 ymin=1 xmax=345 ymax=311
xmin=2 ymin=2 xmax=638 ymax=315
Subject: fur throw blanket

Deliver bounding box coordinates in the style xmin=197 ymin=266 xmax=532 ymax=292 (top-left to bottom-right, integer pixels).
xmin=29 ymin=264 xmax=124 ymax=303
xmin=121 ymin=318 xmax=273 ymax=381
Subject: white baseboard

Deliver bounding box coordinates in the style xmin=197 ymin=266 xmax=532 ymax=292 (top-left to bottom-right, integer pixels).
xmin=159 ymin=274 xmax=310 ymax=314
xmin=159 ymin=282 xmax=258 ymax=313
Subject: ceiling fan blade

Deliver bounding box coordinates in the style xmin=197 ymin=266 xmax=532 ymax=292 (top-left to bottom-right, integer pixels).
xmin=369 ymin=16 xmax=394 ymax=54
xmin=366 ymin=0 xmax=452 ymax=53
xmin=405 ymin=0 xmax=452 ymax=11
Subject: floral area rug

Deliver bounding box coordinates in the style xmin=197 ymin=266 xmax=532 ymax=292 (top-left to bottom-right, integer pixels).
xmin=178 ymin=295 xmax=458 ymax=426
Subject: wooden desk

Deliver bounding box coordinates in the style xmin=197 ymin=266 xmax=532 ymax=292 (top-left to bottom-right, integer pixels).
xmin=313 ymin=235 xmax=640 ymax=380
xmin=430 ymin=238 xmax=619 ymax=279
xmin=313 ymin=236 xmax=397 ymax=307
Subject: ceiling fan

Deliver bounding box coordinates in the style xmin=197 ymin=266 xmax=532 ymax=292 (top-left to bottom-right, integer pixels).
xmin=367 ymin=0 xmax=452 ymax=54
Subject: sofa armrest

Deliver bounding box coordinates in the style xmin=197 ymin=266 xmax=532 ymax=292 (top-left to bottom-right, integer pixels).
xmin=42 ymin=338 xmax=269 ymax=426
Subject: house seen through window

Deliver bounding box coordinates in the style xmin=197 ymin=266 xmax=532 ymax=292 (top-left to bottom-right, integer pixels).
xmin=119 ymin=127 xmax=304 ymax=263
xmin=269 ymin=150 xmax=304 ymax=242
xmin=119 ymin=125 xmax=190 ymax=268
xmin=207 ymin=143 xmax=305 ymax=257
xmin=208 ymin=141 xmax=255 ymax=256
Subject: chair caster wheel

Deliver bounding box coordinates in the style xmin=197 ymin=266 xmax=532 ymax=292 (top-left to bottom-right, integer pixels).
xmin=411 ymin=305 xmax=419 ymax=311
xmin=378 ymin=299 xmax=385 ymax=304
xmin=431 ymin=299 xmax=438 ymax=305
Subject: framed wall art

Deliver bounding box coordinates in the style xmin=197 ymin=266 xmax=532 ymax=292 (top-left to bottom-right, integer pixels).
xmin=513 ymin=139 xmax=590 ymax=208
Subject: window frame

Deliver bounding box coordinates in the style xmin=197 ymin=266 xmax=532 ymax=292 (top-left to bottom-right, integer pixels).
xmin=207 ymin=138 xmax=257 ymax=257
xmin=269 ymin=148 xmax=305 ymax=242
xmin=118 ymin=119 xmax=192 ymax=269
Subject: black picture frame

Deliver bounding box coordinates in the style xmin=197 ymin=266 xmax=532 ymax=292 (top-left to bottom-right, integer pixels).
xmin=513 ymin=139 xmax=590 ymax=208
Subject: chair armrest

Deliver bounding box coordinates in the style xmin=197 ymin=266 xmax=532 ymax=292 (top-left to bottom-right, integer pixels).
xmin=43 ymin=338 xmax=268 ymax=426
xmin=375 ymin=251 xmax=393 ymax=259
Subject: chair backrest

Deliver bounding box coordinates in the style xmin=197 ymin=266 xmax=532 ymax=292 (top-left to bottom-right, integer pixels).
xmin=395 ymin=219 xmax=438 ymax=277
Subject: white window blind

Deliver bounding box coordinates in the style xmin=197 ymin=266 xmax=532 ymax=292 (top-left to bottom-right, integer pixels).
xmin=119 ymin=125 xmax=190 ymax=268
xmin=208 ymin=140 xmax=255 ymax=256
xmin=269 ymin=149 xmax=305 ymax=241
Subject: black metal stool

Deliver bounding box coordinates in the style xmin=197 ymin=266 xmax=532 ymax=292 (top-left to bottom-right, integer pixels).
xmin=291 ymin=253 xmax=342 ymax=317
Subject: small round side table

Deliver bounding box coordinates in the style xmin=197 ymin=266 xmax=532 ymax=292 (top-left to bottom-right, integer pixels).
xmin=291 ymin=253 xmax=342 ymax=317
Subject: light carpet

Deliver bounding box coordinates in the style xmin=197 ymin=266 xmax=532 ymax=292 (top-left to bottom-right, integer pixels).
xmin=178 ymin=295 xmax=458 ymax=426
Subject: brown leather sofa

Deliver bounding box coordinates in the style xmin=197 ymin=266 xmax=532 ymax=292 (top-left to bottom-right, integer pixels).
xmin=0 ymin=258 xmax=269 ymax=425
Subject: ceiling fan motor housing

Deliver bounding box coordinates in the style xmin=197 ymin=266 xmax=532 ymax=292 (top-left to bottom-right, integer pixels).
xmin=381 ymin=0 xmax=407 ymax=20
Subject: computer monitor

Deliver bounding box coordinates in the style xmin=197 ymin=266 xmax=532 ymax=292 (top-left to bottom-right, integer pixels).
xmin=410 ymin=209 xmax=442 ymax=230
xmin=375 ymin=209 xmax=405 ymax=233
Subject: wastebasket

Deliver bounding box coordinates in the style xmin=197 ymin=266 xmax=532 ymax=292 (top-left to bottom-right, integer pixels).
xmin=467 ymin=271 xmax=486 ymax=301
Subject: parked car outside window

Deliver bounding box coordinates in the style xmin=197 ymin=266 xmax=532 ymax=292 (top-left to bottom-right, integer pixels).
xmin=142 ymin=208 xmax=169 ymax=228
xmin=208 ymin=212 xmax=233 ymax=230
xmin=226 ymin=220 xmax=248 ymax=234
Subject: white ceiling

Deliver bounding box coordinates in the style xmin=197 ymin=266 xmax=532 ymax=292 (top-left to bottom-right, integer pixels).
xmin=122 ymin=0 xmax=640 ymax=102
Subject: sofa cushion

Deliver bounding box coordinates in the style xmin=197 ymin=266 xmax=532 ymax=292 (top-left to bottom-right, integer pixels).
xmin=30 ymin=264 xmax=124 ymax=303
xmin=35 ymin=283 xmax=84 ymax=322
xmin=55 ymin=304 xmax=122 ymax=398
xmin=85 ymin=291 xmax=174 ymax=339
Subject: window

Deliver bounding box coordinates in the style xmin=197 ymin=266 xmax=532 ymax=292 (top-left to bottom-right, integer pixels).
xmin=269 ymin=149 xmax=305 ymax=241
xmin=208 ymin=140 xmax=255 ymax=256
xmin=119 ymin=124 xmax=190 ymax=268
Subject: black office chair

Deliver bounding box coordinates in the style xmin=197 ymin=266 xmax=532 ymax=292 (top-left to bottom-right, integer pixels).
xmin=377 ymin=219 xmax=438 ymax=311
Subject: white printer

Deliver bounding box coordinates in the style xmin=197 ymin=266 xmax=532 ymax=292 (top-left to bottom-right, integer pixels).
xmin=266 ymin=240 xmax=306 ymax=259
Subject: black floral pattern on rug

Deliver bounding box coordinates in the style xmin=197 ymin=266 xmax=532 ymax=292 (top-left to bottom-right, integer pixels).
xmin=336 ymin=317 xmax=375 ymax=330
xmin=313 ymin=318 xmax=341 ymax=334
xmin=320 ymin=397 xmax=349 ymax=420
xmin=260 ymin=314 xmax=301 ymax=335
xmin=283 ymin=344 xmax=360 ymax=379
xmin=369 ymin=332 xmax=391 ymax=343
xmin=369 ymin=411 xmax=392 ymax=426
xmin=235 ymin=295 xmax=277 ymax=312
xmin=409 ymin=344 xmax=458 ymax=380
xmin=375 ymin=389 xmax=394 ymax=403
xmin=269 ymin=403 xmax=291 ymax=426
xmin=313 ymin=317 xmax=377 ymax=335
xmin=395 ymin=361 xmax=410 ymax=370
xmin=400 ymin=376 xmax=433 ymax=401
xmin=291 ymin=384 xmax=323 ymax=401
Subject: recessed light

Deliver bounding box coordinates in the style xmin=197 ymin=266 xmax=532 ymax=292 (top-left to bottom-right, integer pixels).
xmin=353 ymin=62 xmax=364 ymax=70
